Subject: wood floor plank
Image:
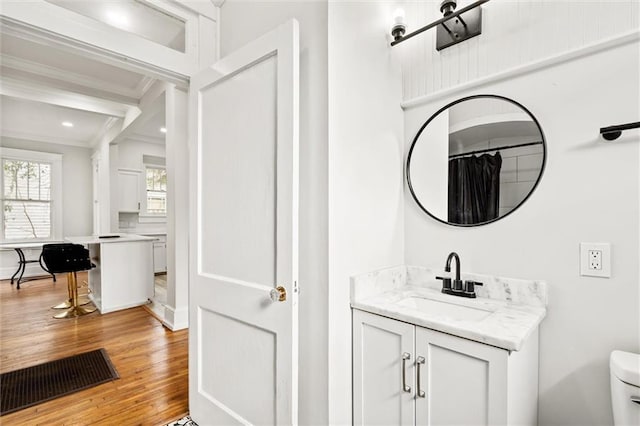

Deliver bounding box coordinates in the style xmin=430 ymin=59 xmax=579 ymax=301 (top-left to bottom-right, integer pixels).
xmin=0 ymin=274 xmax=188 ymax=425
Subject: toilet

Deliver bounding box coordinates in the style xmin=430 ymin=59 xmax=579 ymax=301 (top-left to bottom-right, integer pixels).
xmin=610 ymin=350 xmax=640 ymax=425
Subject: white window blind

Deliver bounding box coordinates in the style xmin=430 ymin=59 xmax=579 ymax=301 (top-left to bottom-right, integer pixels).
xmin=0 ymin=148 xmax=62 ymax=242
xmin=145 ymin=166 xmax=167 ymax=215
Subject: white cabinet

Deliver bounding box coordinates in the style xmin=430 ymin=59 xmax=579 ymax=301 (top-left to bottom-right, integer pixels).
xmin=352 ymin=310 xmax=415 ymax=426
xmin=153 ymin=235 xmax=167 ymax=273
xmin=117 ymin=169 xmax=142 ymax=212
xmin=353 ymin=309 xmax=539 ymax=426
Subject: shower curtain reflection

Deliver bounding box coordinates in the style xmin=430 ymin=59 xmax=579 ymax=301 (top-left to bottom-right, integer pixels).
xmin=448 ymin=153 xmax=502 ymax=224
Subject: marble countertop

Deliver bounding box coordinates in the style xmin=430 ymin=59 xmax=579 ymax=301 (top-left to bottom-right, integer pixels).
xmin=351 ymin=265 xmax=547 ymax=352
xmin=65 ymin=234 xmax=158 ymax=245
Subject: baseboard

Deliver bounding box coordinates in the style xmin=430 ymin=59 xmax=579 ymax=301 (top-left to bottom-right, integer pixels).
xmin=99 ymin=299 xmax=149 ymax=314
xmin=163 ymin=304 xmax=189 ymax=331
xmin=0 ymin=264 xmax=48 ymax=281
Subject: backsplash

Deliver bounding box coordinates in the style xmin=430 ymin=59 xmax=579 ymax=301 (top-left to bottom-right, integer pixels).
xmin=119 ymin=212 xmax=166 ymax=235
xmin=352 ymin=265 xmax=547 ymax=308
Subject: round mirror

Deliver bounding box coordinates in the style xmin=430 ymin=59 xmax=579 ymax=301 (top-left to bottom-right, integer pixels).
xmin=407 ymin=95 xmax=546 ymax=226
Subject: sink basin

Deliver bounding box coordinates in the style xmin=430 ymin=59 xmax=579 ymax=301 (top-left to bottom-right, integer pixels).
xmin=397 ymin=296 xmax=493 ymax=321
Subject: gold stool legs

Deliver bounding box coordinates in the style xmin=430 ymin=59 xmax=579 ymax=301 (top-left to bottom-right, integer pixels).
xmin=53 ymin=272 xmax=96 ymax=319
xmin=52 ymin=276 xmax=90 ymax=309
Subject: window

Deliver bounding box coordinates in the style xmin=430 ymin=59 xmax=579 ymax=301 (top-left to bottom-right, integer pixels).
xmin=145 ymin=166 xmax=167 ymax=215
xmin=0 ymin=148 xmax=62 ymax=241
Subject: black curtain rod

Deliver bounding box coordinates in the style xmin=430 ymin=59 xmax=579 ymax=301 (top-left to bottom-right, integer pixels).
xmin=600 ymin=121 xmax=640 ymax=140
xmin=449 ymin=141 xmax=543 ymax=159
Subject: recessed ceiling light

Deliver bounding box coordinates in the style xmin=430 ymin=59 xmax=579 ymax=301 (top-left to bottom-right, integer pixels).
xmin=62 ymin=121 xmax=74 ymax=128
xmin=105 ymin=10 xmax=129 ymax=27
xmin=160 ymin=127 xmax=167 ymax=133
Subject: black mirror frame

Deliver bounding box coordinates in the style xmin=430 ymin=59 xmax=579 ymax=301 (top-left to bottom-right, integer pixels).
xmin=406 ymin=94 xmax=547 ymax=227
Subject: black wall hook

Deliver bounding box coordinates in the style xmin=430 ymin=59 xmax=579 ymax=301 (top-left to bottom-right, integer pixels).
xmin=600 ymin=122 xmax=640 ymax=140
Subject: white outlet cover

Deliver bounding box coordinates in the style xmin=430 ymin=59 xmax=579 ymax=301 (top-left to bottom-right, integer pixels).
xmin=580 ymin=242 xmax=611 ymax=278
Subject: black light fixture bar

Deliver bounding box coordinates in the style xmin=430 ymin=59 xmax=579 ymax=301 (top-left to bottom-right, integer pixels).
xmin=599 ymin=121 xmax=640 ymax=141
xmin=449 ymin=141 xmax=543 ymax=159
xmin=391 ymin=0 xmax=490 ymax=47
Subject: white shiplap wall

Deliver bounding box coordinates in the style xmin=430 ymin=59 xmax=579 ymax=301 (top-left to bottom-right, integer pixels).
xmin=397 ymin=0 xmax=640 ymax=102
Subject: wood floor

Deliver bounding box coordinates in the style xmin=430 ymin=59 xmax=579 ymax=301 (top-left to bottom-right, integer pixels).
xmin=0 ymin=274 xmax=188 ymax=425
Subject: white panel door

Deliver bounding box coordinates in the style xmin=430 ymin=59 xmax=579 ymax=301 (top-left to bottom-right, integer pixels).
xmin=188 ymin=20 xmax=299 ymax=426
xmin=415 ymin=327 xmax=508 ymax=426
xmin=353 ymin=310 xmax=415 ymax=426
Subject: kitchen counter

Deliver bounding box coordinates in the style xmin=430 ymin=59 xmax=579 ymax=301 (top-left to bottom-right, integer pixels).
xmin=351 ymin=265 xmax=547 ymax=351
xmin=67 ymin=233 xmax=154 ymax=313
xmin=66 ymin=234 xmax=157 ymax=244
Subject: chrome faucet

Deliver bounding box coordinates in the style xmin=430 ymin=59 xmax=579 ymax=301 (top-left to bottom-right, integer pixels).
xmin=436 ymin=252 xmax=483 ymax=298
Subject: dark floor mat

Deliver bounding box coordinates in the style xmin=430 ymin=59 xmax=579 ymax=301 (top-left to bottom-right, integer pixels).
xmin=1 ymin=348 xmax=119 ymax=415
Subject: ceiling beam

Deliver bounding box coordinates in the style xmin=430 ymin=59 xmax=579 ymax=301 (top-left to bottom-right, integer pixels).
xmin=1 ymin=129 xmax=94 ymax=148
xmin=0 ymin=76 xmax=140 ymax=118
xmin=0 ymin=54 xmax=144 ymax=102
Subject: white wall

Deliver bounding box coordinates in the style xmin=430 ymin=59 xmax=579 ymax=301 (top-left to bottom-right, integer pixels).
xmin=0 ymin=137 xmax=93 ymax=278
xmin=117 ymin=139 xmax=165 ymax=171
xmin=398 ymin=0 xmax=639 ymax=101
xmin=220 ymin=2 xmax=329 ymax=424
xmin=327 ymin=2 xmax=405 ymax=423
xmin=164 ymin=86 xmax=189 ymax=330
xmin=114 ymin=138 xmax=166 ymax=232
xmin=403 ymin=39 xmax=639 ymax=426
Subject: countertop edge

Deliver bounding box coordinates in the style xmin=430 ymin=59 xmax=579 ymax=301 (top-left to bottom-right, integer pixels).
xmin=351 ymin=301 xmax=546 ymax=352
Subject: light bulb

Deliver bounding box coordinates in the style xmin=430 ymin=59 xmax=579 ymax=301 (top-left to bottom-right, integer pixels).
xmin=391 ymin=8 xmax=407 ymax=41
xmin=393 ymin=8 xmax=406 ymax=26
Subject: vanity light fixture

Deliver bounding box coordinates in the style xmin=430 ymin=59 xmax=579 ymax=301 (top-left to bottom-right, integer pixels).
xmin=391 ymin=8 xmax=406 ymax=42
xmin=390 ymin=0 xmax=490 ymax=50
xmin=61 ymin=121 xmax=74 ymax=128
xmin=160 ymin=127 xmax=167 ymax=133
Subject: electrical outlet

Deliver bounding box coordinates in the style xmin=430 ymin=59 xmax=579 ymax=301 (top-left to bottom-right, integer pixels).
xmin=588 ymin=250 xmax=602 ymax=270
xmin=580 ymin=243 xmax=611 ymax=278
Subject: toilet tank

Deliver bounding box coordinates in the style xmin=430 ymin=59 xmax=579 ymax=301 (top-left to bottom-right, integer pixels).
xmin=610 ymin=350 xmax=640 ymax=426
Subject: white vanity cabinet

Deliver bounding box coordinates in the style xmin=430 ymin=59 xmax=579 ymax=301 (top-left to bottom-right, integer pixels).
xmin=353 ymin=309 xmax=539 ymax=426
xmin=353 ymin=309 xmax=415 ymax=426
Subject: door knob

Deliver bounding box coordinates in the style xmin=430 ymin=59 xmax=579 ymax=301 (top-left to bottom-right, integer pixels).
xmin=270 ymin=286 xmax=287 ymax=302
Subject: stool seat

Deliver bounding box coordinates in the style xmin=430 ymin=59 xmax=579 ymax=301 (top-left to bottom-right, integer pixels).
xmin=42 ymin=243 xmax=94 ymax=273
xmin=41 ymin=243 xmax=96 ymax=319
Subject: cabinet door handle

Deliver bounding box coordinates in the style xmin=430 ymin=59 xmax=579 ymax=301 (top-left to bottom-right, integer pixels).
xmin=402 ymin=352 xmax=411 ymax=393
xmin=416 ymin=356 xmax=426 ymax=398
xmin=631 ymin=396 xmax=640 ymax=405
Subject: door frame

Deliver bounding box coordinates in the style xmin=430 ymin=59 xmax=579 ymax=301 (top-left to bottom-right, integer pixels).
xmin=0 ymin=7 xmax=216 ymax=330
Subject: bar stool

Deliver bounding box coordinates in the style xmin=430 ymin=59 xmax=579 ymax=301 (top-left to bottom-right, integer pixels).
xmin=41 ymin=243 xmax=97 ymax=319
